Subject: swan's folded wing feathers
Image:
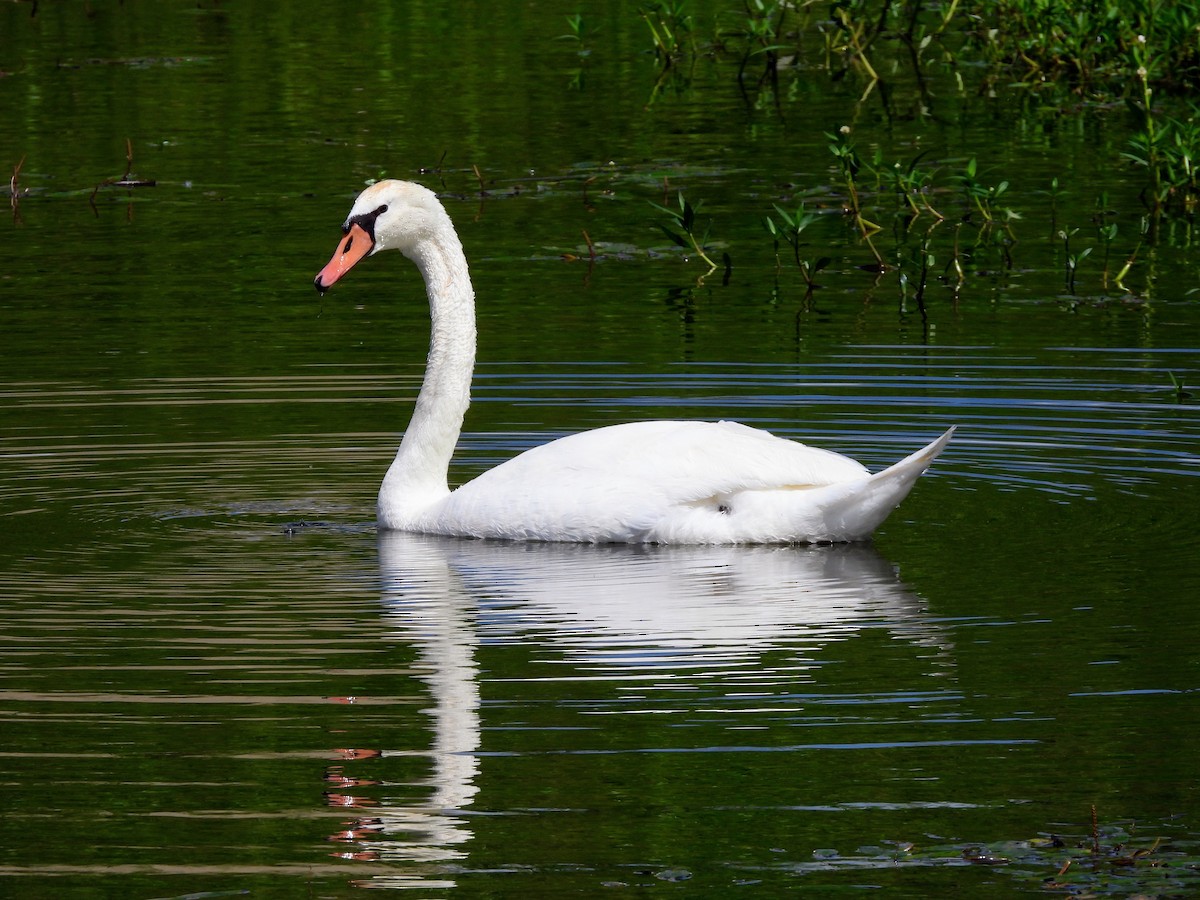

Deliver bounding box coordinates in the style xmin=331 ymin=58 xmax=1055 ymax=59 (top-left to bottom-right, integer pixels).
xmin=431 ymin=420 xmax=876 ymax=541
xmin=474 ymin=421 xmax=864 ymax=495
xmin=568 ymin=420 xmax=870 ymax=495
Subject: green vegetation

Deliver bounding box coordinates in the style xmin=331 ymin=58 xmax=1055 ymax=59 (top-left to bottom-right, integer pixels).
xmin=588 ymin=0 xmax=1198 ymax=308
xmin=649 ymin=189 xmax=720 ymax=275
xmin=629 ymin=0 xmax=1200 ymax=223
xmin=826 ymin=127 xmax=882 ymax=260
xmin=966 ymin=0 xmax=1200 ymax=215
xmin=1168 ymin=370 xmax=1193 ymax=402
xmin=8 ymin=1 xmax=1198 ymax=311
xmin=763 ymin=202 xmax=829 ymax=291
xmin=559 ymin=13 xmax=599 ymax=53
xmin=641 ymin=1 xmax=697 ymax=67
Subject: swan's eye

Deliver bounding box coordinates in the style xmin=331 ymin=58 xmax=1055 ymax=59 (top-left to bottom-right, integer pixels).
xmin=348 ymin=205 xmax=390 ymax=239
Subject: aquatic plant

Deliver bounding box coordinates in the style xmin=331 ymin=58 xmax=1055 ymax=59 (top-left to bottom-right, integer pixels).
xmin=1097 ymin=222 xmax=1119 ymax=290
xmin=763 ymin=203 xmax=830 ymax=290
xmin=955 ymin=158 xmax=1014 ymax=226
xmin=960 ymin=0 xmax=1199 ymax=95
xmin=731 ymin=0 xmax=793 ymax=87
xmin=824 ymin=0 xmax=884 ymax=84
xmin=631 ymin=0 xmax=1200 ymax=231
xmin=1167 ymin=371 xmax=1192 ymax=402
xmin=641 ymin=0 xmax=695 ymax=67
xmin=949 ymin=0 xmax=1200 ymax=217
xmin=558 ymin=14 xmax=597 ymax=89
xmin=1092 ymin=195 xmax=1123 ymax=292
xmin=874 ymin=150 xmax=943 ymax=222
xmin=826 ymin=127 xmax=885 ymax=267
xmin=649 ymin=189 xmax=718 ymax=274
xmin=1058 ymin=227 xmax=1092 ymax=294
xmin=1125 ymin=106 xmax=1200 ymax=214
xmin=1119 ymin=29 xmax=1200 ymax=214
xmin=559 ymin=13 xmax=597 ymax=49
xmin=826 ymin=128 xmax=867 ymax=226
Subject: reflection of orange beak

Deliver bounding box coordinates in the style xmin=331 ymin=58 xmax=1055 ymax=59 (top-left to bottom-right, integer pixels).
xmin=314 ymin=222 xmax=374 ymax=293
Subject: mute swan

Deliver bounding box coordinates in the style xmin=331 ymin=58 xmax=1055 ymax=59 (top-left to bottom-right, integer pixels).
xmin=315 ymin=179 xmax=953 ymax=543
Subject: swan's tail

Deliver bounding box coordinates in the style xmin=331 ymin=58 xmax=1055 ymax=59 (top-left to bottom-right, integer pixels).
xmin=717 ymin=427 xmax=955 ymax=543
xmin=751 ymin=426 xmax=952 ymax=543
xmin=821 ymin=426 xmax=955 ymax=540
xmin=872 ymin=426 xmax=956 ymax=484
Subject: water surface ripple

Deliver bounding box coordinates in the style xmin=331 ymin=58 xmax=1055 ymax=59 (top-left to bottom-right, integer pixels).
xmin=3 ymin=351 xmax=1197 ymax=890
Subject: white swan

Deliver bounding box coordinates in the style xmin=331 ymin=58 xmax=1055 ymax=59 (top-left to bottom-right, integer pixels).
xmin=315 ymin=179 xmax=953 ymax=543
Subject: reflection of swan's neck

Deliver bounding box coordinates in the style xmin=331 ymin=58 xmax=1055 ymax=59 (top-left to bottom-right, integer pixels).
xmin=381 ymin=230 xmax=476 ymax=522
xmin=379 ymin=533 xmax=483 ymax=814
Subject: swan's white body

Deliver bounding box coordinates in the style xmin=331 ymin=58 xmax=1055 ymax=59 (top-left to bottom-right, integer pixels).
xmin=316 ymin=180 xmax=953 ymax=544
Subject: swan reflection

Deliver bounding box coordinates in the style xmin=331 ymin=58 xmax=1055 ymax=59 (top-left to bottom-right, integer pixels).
xmin=339 ymin=532 xmax=950 ymax=888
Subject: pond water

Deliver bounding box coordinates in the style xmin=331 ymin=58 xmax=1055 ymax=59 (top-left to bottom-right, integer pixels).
xmin=2 ymin=2 xmax=1198 ymax=897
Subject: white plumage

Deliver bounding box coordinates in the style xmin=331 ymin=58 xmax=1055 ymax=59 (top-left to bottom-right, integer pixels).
xmin=315 ymin=179 xmax=953 ymax=543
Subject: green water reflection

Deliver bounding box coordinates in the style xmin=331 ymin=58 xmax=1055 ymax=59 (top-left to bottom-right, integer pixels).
xmin=2 ymin=1 xmax=1198 ymax=896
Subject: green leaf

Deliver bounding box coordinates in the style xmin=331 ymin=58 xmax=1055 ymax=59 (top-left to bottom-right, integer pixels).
xmin=658 ymin=225 xmax=690 ymax=248
xmin=681 ymin=198 xmax=696 ymax=232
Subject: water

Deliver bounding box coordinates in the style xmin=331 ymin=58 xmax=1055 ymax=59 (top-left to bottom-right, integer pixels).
xmin=2 ymin=2 xmax=1199 ymax=897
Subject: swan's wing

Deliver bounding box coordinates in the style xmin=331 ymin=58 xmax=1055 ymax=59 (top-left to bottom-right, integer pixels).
xmin=524 ymin=420 xmax=868 ymax=487
xmin=424 ymin=421 xmax=891 ymax=542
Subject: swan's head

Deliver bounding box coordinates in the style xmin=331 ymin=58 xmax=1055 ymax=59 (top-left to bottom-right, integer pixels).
xmin=314 ymin=180 xmax=448 ymax=294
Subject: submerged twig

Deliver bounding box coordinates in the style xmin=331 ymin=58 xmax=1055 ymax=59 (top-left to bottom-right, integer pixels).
xmin=10 ymin=154 xmax=25 ymax=224
xmin=89 ymin=138 xmax=155 ymax=212
xmin=9 ymin=154 xmax=24 ymax=199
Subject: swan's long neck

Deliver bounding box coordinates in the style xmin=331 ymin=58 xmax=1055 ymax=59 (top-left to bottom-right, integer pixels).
xmin=379 ymin=217 xmax=476 ymax=527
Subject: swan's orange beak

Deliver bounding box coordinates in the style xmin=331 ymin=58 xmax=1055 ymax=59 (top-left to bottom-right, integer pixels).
xmin=315 ymin=222 xmax=374 ymax=294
